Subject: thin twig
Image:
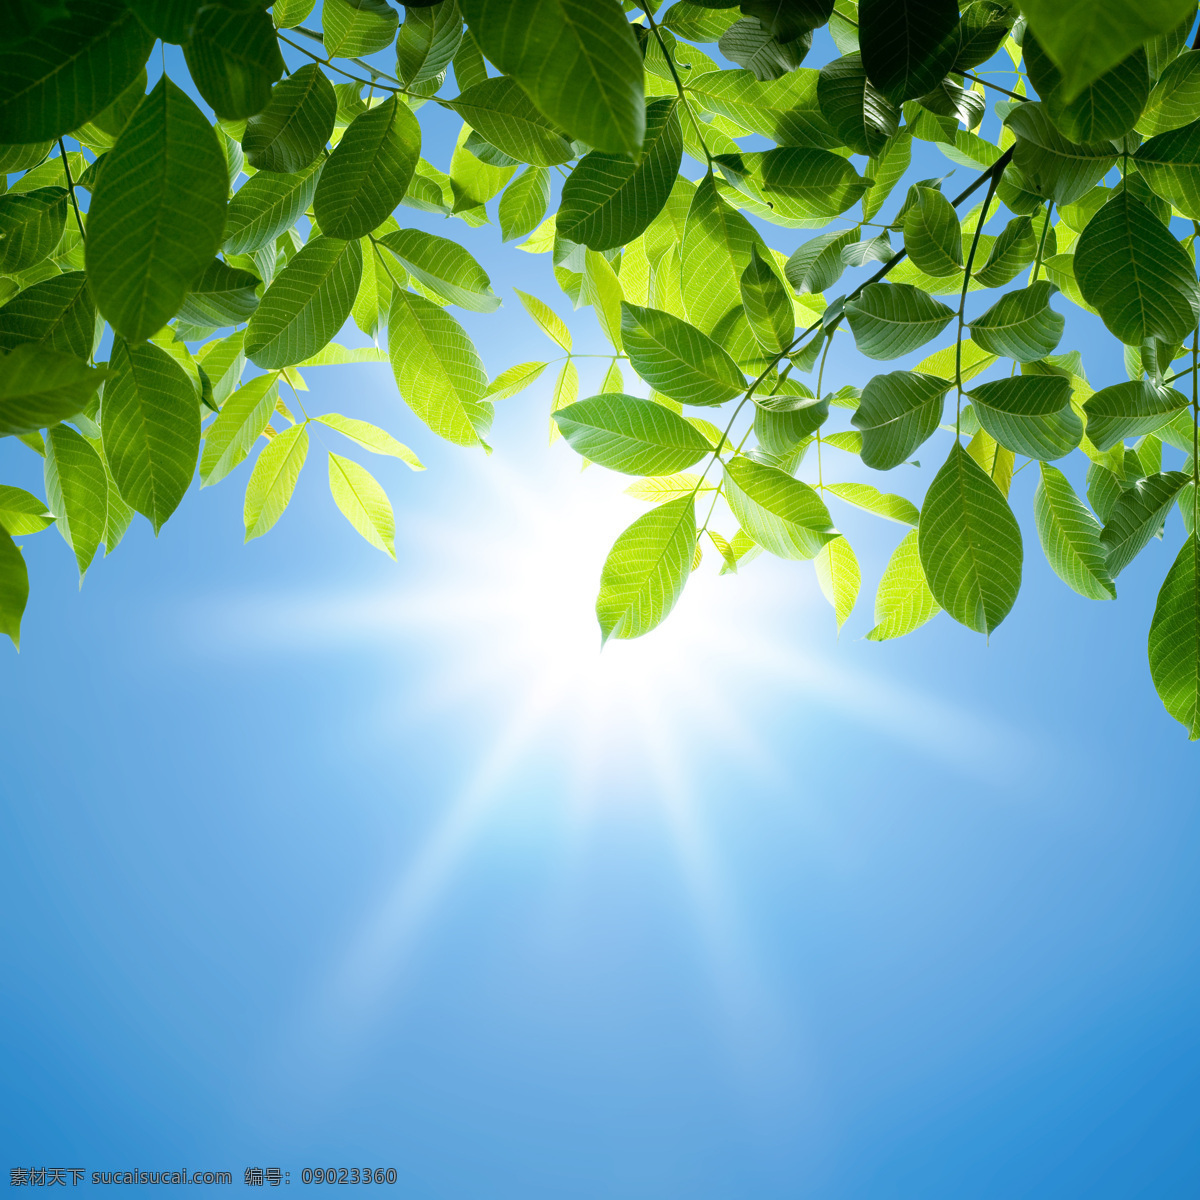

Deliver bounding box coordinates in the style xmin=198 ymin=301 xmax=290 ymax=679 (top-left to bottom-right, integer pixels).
xmin=643 ymin=6 xmax=713 ymax=170
xmin=58 ymin=138 xmax=86 ymax=243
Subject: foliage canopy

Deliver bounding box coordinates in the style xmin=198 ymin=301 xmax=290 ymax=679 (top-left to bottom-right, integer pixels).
xmin=3 ymin=0 xmax=1200 ymax=737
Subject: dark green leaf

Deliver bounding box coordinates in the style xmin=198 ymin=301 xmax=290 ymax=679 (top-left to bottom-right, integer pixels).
xmin=723 ymin=147 xmax=871 ymax=219
xmin=723 ymin=454 xmax=837 ymax=559
xmin=1003 ymin=103 xmax=1117 ymax=205
xmin=86 ymin=78 xmax=227 ymax=342
xmin=102 ymin=339 xmax=199 ymax=532
xmin=719 ymin=18 xmax=808 ymax=81
xmin=952 ymin=1 xmax=1013 ymax=72
xmin=621 ymin=303 xmax=746 ymax=407
xmin=313 ymin=96 xmax=421 ymax=239
xmin=396 ymin=0 xmax=463 ymax=84
xmin=554 ymin=393 xmax=712 ymax=475
xmin=1148 ymin=531 xmax=1200 ymax=738
xmin=324 ymin=0 xmax=401 ymax=59
xmin=968 ymin=375 xmax=1082 ymax=460
xmin=973 ymin=215 xmax=1037 ymax=289
xmin=242 ymin=64 xmax=336 ymax=174
xmin=176 ymin=259 xmax=260 ymax=328
xmin=182 ymin=5 xmax=284 ymax=121
xmin=224 ymin=160 xmax=323 ymax=255
xmin=968 ymin=281 xmax=1065 ymax=363
xmin=844 ymin=282 xmax=954 ymax=360
xmin=1100 ymin=470 xmax=1191 ymax=574
xmin=245 ymin=236 xmax=363 ymax=369
xmin=459 ymin=0 xmax=645 ymax=155
xmin=902 ymin=185 xmax=962 ymax=277
xmin=596 ymin=495 xmax=696 ymax=642
xmin=448 ymin=76 xmax=574 ymax=167
xmin=1074 ymin=192 xmax=1200 ymax=346
xmin=0 ymin=345 xmax=105 ymax=434
xmin=0 ymin=270 xmax=93 ymax=359
xmin=1033 ymin=461 xmax=1116 ymax=600
xmin=859 ymin=0 xmax=960 ymax=105
xmin=557 ymin=99 xmax=683 ymax=251
xmin=784 ymin=228 xmax=858 ymax=293
xmin=852 ymin=370 xmax=950 ymax=468
xmin=1084 ymin=380 xmax=1191 ymax=450
xmin=378 ymin=229 xmax=499 ymax=312
xmin=919 ymin=441 xmax=1022 ymax=634
xmin=1140 ymin=49 xmax=1200 ymax=136
xmin=817 ymin=52 xmax=899 ymax=156
xmin=0 ymin=0 xmax=153 ymax=142
xmin=1135 ymin=119 xmax=1200 ymax=219
xmin=0 ymin=187 xmax=66 ymax=274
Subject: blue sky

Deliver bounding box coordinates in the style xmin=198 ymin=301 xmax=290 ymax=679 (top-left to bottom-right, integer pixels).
xmin=3 ymin=24 xmax=1200 ymax=1200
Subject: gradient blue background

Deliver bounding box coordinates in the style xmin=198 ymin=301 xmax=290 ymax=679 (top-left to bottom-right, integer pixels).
xmin=3 ymin=20 xmax=1200 ymax=1199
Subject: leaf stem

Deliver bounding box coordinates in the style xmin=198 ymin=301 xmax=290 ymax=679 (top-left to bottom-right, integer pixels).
xmin=1029 ymin=201 xmax=1053 ymax=285
xmin=954 ymin=159 xmax=1005 ymax=437
xmin=58 ymin=138 xmax=86 ymax=243
xmin=643 ymin=6 xmax=713 ymax=170
xmin=959 ymin=72 xmax=1028 ymax=103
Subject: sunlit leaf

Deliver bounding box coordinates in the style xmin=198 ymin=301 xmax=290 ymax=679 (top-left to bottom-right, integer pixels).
xmin=554 ymin=393 xmax=712 ymax=476
xmin=327 ymin=451 xmax=396 ymax=558
xmin=244 ymin=421 xmax=307 ymax=541
xmin=865 ymin=528 xmax=940 ymax=640
xmin=1033 ymin=462 xmax=1117 ymax=600
xmin=1148 ymin=531 xmax=1200 ymax=737
xmin=723 ymin=454 xmax=837 ymax=560
xmin=852 ymin=370 xmax=951 ymax=470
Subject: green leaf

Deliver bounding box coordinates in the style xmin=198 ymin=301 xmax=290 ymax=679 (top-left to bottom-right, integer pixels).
xmin=0 ymin=345 xmax=105 ymax=435
xmin=0 ymin=530 xmax=28 ymax=650
xmin=1148 ymin=531 xmax=1200 ymax=737
xmin=102 ymin=339 xmax=199 ymax=532
xmin=740 ymin=244 xmax=795 ymax=354
xmin=86 ymin=77 xmax=227 ymax=342
xmin=0 ymin=485 xmax=54 ymax=536
xmin=862 ymin=128 xmax=913 ymax=221
xmin=448 ymin=76 xmax=574 ymax=167
xmin=553 ymin=393 xmax=712 ymax=475
xmin=753 ymin=389 xmax=828 ymax=453
xmin=1003 ymin=103 xmax=1117 ymax=205
xmin=515 ymin=289 xmax=572 ymax=351
xmin=0 ymin=143 xmax=54 ymax=174
xmin=952 ymin=0 xmax=1014 ymax=72
xmin=1100 ymin=470 xmax=1191 ymax=574
xmin=387 ymin=289 xmax=491 ymax=447
xmin=582 ymin=250 xmax=624 ymax=351
xmin=182 ymin=4 xmax=284 ymax=120
xmin=865 ymin=528 xmax=940 ymax=640
xmin=0 ymin=0 xmax=153 ymax=142
xmin=626 ymin=472 xmax=714 ymax=503
xmin=196 ymin=329 xmax=245 ymax=405
xmin=44 ymin=423 xmax=107 ymax=577
xmin=1074 ymin=191 xmax=1200 ymax=347
xmin=451 ymin=27 xmax=489 ymax=91
xmin=851 ymin=370 xmax=951 ymax=469
xmin=1033 ymin=462 xmax=1117 ymax=600
xmin=1134 ymin=119 xmax=1200 ymax=219
xmin=722 ymin=454 xmax=837 ymax=559
xmin=396 ymin=0 xmax=463 ymax=84
xmin=244 ymin=236 xmax=363 ymax=369
xmin=379 ymin=228 xmax=499 ymax=313
xmin=596 ymin=494 xmax=696 ymax=642
xmin=323 ymin=0 xmax=400 ymax=59
xmin=1139 ymin=49 xmax=1200 ymax=136
xmin=919 ymin=441 xmax=1023 ymax=634
xmin=824 ymin=481 xmax=920 ymax=525
xmin=722 ymin=147 xmax=871 ymax=220
xmin=973 ymin=215 xmax=1037 ymax=289
xmin=968 ymin=375 xmax=1082 ymax=461
xmin=718 ymin=17 xmax=808 ymax=81
xmin=817 ymin=52 xmax=899 ymax=155
xmin=176 ymin=259 xmax=261 ymax=328
xmin=327 ymin=451 xmax=395 ymax=558
xmin=273 ymin=0 xmax=318 ymax=30
xmin=968 ymin=281 xmax=1065 ymax=363
xmin=498 ymin=166 xmax=550 ymax=242
xmin=313 ymin=96 xmax=421 ymax=240
xmin=313 ymin=413 xmax=424 ymax=469
xmin=1082 ymin=380 xmax=1190 ymax=450
xmin=1018 ymin=0 xmax=1195 ymax=100
xmin=783 ymin=228 xmax=859 ymax=294
xmin=620 ymin=303 xmax=746 ymax=407
xmin=448 ymin=126 xmax=516 ymax=211
xmin=243 ymin=421 xmax=308 ymax=541
xmin=0 ymin=187 xmax=66 ymax=275
xmin=199 ymin=371 xmax=278 ymax=486
xmin=902 ymin=185 xmax=962 ymax=277
xmin=224 ymin=160 xmax=323 ymax=255
xmin=0 ymin=270 xmax=93 ymax=359
xmin=548 ymin=358 xmax=579 ymax=445
xmin=484 ymin=360 xmax=548 ymax=401
xmin=459 ymin=0 xmax=645 ymax=156
xmin=814 ymin=535 xmax=860 ymax=630
xmin=859 ymin=0 xmax=961 ymax=105
xmin=844 ymin=282 xmax=954 ymax=360
xmin=242 ymin=64 xmax=336 ymax=174
xmin=557 ymin=98 xmax=683 ymax=251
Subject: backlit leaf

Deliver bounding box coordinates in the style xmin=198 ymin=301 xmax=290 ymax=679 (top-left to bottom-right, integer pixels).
xmin=865 ymin=528 xmax=940 ymax=640
xmin=1082 ymin=381 xmax=1190 ymax=450
xmin=0 ymin=345 xmax=105 ymax=435
xmin=1033 ymin=462 xmax=1117 ymax=599
xmin=844 ymin=283 xmax=954 ymax=360
xmin=814 ymin=535 xmax=860 ymax=630
xmin=852 ymin=370 xmax=951 ymax=469
xmin=723 ymin=454 xmax=837 ymax=560
xmin=0 ymin=531 xmax=28 ymax=650
xmin=968 ymin=375 xmax=1082 ymax=461
xmin=621 ymin=303 xmax=746 ymax=407
xmin=314 ymin=413 xmax=424 ymax=470
xmin=244 ymin=421 xmax=307 ymax=541
xmin=0 ymin=271 xmax=94 ymax=360
xmin=968 ymin=281 xmax=1064 ymax=363
xmin=1100 ymin=470 xmax=1191 ymax=574
xmin=199 ymin=372 xmax=278 ymax=486
xmin=554 ymin=393 xmax=712 ymax=476
xmin=44 ymin=423 xmax=107 ymax=576
xmin=1148 ymin=531 xmax=1200 ymax=737
xmin=242 ymin=64 xmax=335 ymax=174
xmin=327 ymin=451 xmax=395 ymax=557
